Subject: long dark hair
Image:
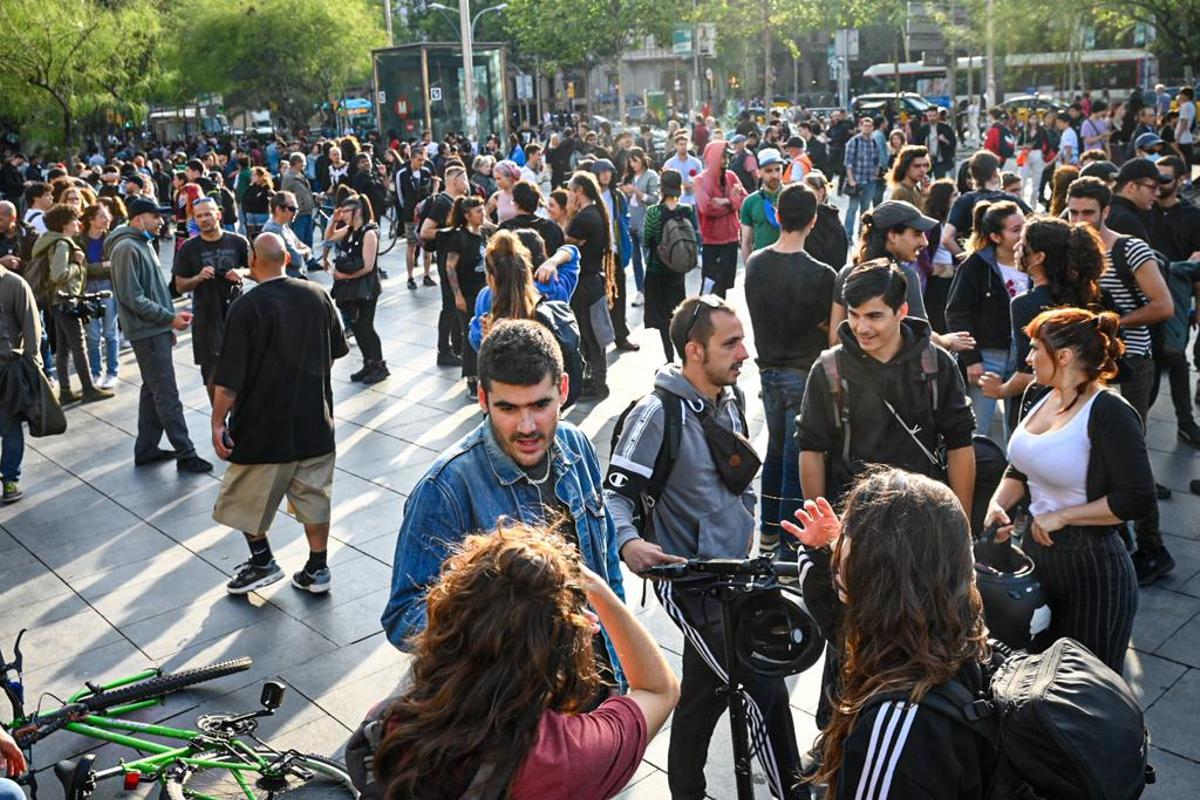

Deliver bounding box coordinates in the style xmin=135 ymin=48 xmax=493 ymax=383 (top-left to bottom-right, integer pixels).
xmin=622 ymin=146 xmax=651 ymax=183
xmin=447 ymin=195 xmax=485 ymax=229
xmin=923 ymin=178 xmax=956 ymax=223
xmin=854 ymin=209 xmax=909 ymax=265
xmin=1022 ymin=217 xmax=1106 ymax=307
xmin=484 ymin=230 xmax=540 ymax=337
xmin=815 ymin=469 xmax=989 ymax=796
xmin=374 ymin=523 xmax=599 ymax=800
xmin=1049 ymin=165 xmax=1080 ymax=217
xmin=568 ymin=171 xmax=616 ymax=305
xmin=968 ymin=199 xmax=1021 ymax=253
xmin=888 ymin=145 xmax=928 ymax=188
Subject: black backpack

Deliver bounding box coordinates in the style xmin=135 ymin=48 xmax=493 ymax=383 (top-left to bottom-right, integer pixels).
xmin=533 ymin=298 xmax=583 ymax=409
xmin=869 ymin=638 xmax=1154 ymax=800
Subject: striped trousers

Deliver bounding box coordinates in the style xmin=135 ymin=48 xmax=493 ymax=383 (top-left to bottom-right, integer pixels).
xmin=655 ymin=581 xmax=807 ymax=800
xmin=1025 ymin=527 xmax=1138 ymax=674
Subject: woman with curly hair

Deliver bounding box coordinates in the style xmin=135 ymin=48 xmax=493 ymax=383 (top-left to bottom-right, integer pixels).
xmin=978 ymin=216 xmax=1106 ymax=420
xmin=373 ymin=523 xmax=678 ymax=800
xmin=783 ymin=468 xmax=991 ymax=799
xmin=987 ymin=307 xmax=1152 ymax=672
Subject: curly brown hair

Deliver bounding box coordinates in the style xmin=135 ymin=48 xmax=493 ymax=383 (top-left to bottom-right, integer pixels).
xmin=373 ymin=523 xmax=601 ymax=800
xmin=1048 ymin=165 xmax=1080 ymax=217
xmin=1022 ymin=216 xmax=1106 ymax=308
xmin=813 ymin=469 xmax=989 ymax=796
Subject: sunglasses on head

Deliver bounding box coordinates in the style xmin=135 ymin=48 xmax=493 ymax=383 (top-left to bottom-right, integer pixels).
xmin=683 ymin=294 xmax=723 ymax=342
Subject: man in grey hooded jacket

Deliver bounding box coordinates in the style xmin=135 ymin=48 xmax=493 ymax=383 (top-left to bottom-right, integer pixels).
xmin=605 ymin=295 xmax=806 ymax=800
xmin=107 ymin=197 xmax=211 ymax=473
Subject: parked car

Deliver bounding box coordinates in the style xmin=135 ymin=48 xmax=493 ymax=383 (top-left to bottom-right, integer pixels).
xmin=851 ymin=92 xmax=934 ymax=119
xmin=998 ymin=95 xmax=1066 ymax=116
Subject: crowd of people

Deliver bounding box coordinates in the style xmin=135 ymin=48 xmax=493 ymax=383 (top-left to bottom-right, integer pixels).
xmin=0 ymin=85 xmax=1197 ymax=798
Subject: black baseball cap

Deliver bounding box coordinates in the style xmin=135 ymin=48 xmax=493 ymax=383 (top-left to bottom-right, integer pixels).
xmin=1115 ymin=158 xmax=1171 ymax=185
xmin=1079 ymin=160 xmax=1119 ymax=181
xmin=871 ymin=200 xmax=938 ymax=231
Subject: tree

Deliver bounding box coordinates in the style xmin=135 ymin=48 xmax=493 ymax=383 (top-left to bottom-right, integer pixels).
xmin=0 ymin=0 xmax=163 ymax=148
xmin=170 ymin=0 xmax=387 ymax=131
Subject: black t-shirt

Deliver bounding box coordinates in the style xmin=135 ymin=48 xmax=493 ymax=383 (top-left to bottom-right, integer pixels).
xmin=173 ymin=232 xmax=250 ymax=364
xmin=213 ymin=277 xmax=349 ymax=464
xmin=446 ymin=226 xmax=491 ymax=292
xmin=565 ymin=203 xmax=607 ymax=279
xmin=500 ymin=213 xmax=565 ymax=255
xmin=947 ymin=189 xmax=1031 ymax=238
xmin=427 ymin=192 xmax=454 ymax=255
xmin=745 ymin=248 xmax=837 ymax=371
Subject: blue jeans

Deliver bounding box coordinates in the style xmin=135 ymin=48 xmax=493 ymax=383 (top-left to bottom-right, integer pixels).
xmin=969 ymin=347 xmax=1015 ymax=440
xmin=0 ymin=404 xmax=25 ymax=482
xmin=292 ymin=213 xmax=314 ymax=248
xmin=630 ymin=230 xmax=645 ymax=292
xmin=843 ymin=181 xmax=877 ymax=238
xmin=85 ymin=282 xmax=119 ymax=378
xmin=0 ymin=777 xmax=25 ymax=800
xmin=759 ymin=368 xmax=807 ymax=557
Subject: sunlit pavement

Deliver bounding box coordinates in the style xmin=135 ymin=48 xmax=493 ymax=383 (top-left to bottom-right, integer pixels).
xmin=2 ymin=225 xmax=1199 ymax=799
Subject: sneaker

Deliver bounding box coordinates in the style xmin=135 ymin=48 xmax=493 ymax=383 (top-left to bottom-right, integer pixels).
xmin=361 ymin=361 xmax=390 ymax=385
xmin=407 ymin=277 xmax=418 ymax=290
xmin=292 ymin=566 xmax=331 ymax=594
xmin=135 ymin=447 xmax=177 ymax=466
xmin=226 ymin=560 xmax=284 ymax=595
xmin=436 ymin=352 xmax=463 ymax=367
xmin=2 ymin=481 xmax=22 ymax=504
xmin=176 ymin=455 xmax=214 ymax=473
xmin=1180 ymin=423 xmax=1200 ymax=448
xmin=631 ymin=291 xmax=644 ymax=307
xmin=423 ymin=275 xmax=437 ymax=287
xmin=82 ymin=386 xmax=115 ymax=403
xmin=99 ymin=374 xmax=117 ymax=389
xmin=349 ymin=361 xmax=374 ymax=382
xmin=1156 ymin=482 xmax=1173 ymax=501
xmin=615 ymin=339 xmax=641 ymax=352
xmin=466 ymin=378 xmax=478 ymax=399
xmin=1132 ymin=547 xmax=1176 ymax=587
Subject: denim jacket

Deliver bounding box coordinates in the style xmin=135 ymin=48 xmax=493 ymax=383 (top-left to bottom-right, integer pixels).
xmin=381 ymin=418 xmax=627 ymax=684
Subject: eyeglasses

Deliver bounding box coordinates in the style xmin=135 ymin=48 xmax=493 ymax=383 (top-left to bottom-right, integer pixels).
xmin=683 ymin=294 xmax=723 ymax=343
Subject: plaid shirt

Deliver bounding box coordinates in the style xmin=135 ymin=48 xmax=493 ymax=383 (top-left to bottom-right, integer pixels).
xmin=843 ymin=133 xmax=880 ymax=183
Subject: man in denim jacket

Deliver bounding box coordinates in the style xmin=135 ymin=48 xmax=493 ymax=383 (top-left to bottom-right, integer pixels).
xmin=382 ymin=319 xmax=626 ymax=680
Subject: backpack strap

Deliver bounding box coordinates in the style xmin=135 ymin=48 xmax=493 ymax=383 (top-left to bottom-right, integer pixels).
xmin=819 ymin=347 xmax=852 ymax=465
xmin=646 ymin=387 xmax=683 ymax=507
xmin=921 ymin=341 xmax=940 ymax=415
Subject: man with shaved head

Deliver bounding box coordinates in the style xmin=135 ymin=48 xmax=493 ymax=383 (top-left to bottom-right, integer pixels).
xmin=211 ymin=231 xmax=349 ymax=596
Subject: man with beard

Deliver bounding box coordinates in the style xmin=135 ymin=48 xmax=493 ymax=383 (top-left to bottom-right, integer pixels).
xmin=172 ymin=197 xmax=249 ymax=403
xmin=382 ymin=320 xmax=626 ymax=675
xmin=607 ymin=296 xmax=809 ymax=800
xmin=739 ymin=147 xmax=785 ymax=265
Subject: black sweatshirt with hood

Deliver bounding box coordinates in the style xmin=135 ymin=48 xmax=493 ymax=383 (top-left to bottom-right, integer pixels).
xmin=797 ymin=317 xmax=976 ymax=485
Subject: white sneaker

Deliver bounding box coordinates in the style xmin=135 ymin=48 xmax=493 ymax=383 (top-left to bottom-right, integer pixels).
xmin=99 ymin=374 xmax=117 ymax=389
xmin=632 ymin=291 xmax=644 ymax=307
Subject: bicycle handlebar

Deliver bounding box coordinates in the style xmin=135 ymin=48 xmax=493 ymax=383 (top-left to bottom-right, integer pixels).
xmin=646 ymin=556 xmax=800 ymax=581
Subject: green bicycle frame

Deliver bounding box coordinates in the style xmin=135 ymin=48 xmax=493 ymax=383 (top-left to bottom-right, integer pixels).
xmin=12 ymin=671 xmax=283 ymax=800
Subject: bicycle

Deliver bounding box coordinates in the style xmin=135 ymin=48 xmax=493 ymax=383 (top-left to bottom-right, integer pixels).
xmin=2 ymin=630 xmax=357 ymax=800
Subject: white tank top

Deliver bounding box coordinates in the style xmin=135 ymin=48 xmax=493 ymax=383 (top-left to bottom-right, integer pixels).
xmin=1006 ymin=391 xmax=1099 ymax=516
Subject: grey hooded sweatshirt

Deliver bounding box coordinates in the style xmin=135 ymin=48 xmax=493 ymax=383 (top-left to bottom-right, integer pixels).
xmin=606 ymin=364 xmax=756 ymax=560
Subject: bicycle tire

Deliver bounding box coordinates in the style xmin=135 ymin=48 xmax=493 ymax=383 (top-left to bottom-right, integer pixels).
xmin=81 ymin=658 xmax=253 ymax=712
xmin=160 ymin=748 xmax=356 ymax=800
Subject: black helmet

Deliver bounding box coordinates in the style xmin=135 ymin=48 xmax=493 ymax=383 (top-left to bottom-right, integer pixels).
xmin=975 ymin=540 xmax=1051 ymax=651
xmin=732 ymin=587 xmax=824 ymax=678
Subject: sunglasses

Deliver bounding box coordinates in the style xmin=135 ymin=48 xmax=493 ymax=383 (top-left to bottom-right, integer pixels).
xmin=683 ymin=294 xmax=723 ymax=343
xmin=282 ymin=205 xmax=298 ymax=212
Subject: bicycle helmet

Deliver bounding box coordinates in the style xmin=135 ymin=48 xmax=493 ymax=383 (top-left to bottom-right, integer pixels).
xmin=975 ymin=539 xmax=1051 ymax=651
xmin=732 ymin=587 xmax=824 ymax=679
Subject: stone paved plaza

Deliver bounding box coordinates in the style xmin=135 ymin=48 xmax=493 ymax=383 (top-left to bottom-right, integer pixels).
xmin=2 ymin=236 xmax=1200 ymax=799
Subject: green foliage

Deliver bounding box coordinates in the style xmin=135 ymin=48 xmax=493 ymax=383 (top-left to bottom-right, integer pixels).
xmin=169 ymin=0 xmax=387 ymax=129
xmin=0 ymin=0 xmax=164 ymax=147
xmin=502 ymin=0 xmax=682 ymax=70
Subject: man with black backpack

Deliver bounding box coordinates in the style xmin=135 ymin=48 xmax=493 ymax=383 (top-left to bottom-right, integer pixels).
xmin=605 ymin=296 xmax=808 ymax=800
xmin=1067 ymin=177 xmax=1176 ymax=585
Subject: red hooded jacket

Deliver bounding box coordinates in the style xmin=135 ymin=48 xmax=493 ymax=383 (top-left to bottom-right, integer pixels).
xmin=693 ymin=140 xmax=748 ymax=245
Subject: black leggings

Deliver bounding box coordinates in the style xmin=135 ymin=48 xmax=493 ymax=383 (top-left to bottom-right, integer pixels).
xmin=349 ymin=295 xmax=383 ymax=363
xmin=1026 ymin=527 xmax=1138 ymax=674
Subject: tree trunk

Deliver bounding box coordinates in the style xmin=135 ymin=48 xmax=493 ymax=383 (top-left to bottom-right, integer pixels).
xmin=762 ymin=0 xmax=772 ymax=104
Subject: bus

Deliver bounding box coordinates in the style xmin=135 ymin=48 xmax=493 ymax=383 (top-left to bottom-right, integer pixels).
xmin=861 ymin=49 xmax=1158 ymax=105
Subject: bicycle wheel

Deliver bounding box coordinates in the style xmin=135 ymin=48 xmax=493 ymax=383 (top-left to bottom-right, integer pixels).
xmin=160 ymin=748 xmax=356 ymax=800
xmin=81 ymin=658 xmax=252 ymax=712
xmin=377 ymin=208 xmax=399 ymax=256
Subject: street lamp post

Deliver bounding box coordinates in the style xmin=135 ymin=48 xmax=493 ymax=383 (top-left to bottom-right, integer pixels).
xmin=427 ymin=2 xmax=507 ymax=144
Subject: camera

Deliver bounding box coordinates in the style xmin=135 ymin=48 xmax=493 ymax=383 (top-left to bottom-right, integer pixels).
xmin=57 ymin=290 xmax=111 ymax=324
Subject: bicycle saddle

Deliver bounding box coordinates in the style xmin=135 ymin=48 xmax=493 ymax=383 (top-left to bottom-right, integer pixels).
xmin=54 ymin=754 xmax=96 ymax=800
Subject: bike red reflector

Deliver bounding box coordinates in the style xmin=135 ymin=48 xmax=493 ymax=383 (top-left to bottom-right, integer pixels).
xmin=123 ymin=772 xmax=140 ymax=790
